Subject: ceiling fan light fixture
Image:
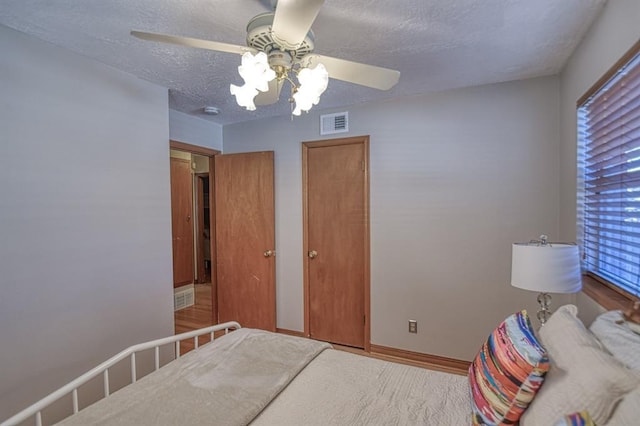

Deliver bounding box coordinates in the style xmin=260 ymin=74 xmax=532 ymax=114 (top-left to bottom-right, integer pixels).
xmin=133 ymin=1 xmax=401 ymax=117
xmin=292 ymin=63 xmax=329 ymax=116
xmin=237 ymin=51 xmax=275 ymax=92
xmin=298 ymin=63 xmax=328 ymax=95
xmin=230 ymin=83 xmax=259 ymax=111
xmin=230 ymin=51 xmax=277 ymax=110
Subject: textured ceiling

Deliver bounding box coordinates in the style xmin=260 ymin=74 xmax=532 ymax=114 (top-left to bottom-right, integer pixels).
xmin=0 ymin=0 xmax=606 ymax=125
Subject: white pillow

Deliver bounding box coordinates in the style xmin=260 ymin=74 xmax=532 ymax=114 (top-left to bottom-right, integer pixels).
xmin=537 ymin=305 xmax=603 ymax=362
xmin=605 ymin=384 xmax=640 ymax=426
xmin=627 ymin=320 xmax=640 ymax=335
xmin=590 ymin=310 xmax=640 ymax=370
xmin=521 ymin=305 xmax=639 ymax=426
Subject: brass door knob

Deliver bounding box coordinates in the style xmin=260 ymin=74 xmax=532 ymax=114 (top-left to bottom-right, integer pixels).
xmin=308 ymin=250 xmax=318 ymax=259
xmin=263 ymin=250 xmax=275 ymax=258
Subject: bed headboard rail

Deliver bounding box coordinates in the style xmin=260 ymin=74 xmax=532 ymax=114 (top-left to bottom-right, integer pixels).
xmin=1 ymin=321 xmax=242 ymax=426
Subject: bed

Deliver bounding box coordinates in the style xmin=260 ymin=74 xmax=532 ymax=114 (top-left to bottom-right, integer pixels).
xmin=2 ymin=305 xmax=640 ymax=426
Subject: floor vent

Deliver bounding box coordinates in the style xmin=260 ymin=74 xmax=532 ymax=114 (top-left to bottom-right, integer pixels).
xmin=174 ymin=286 xmax=195 ymax=311
xmin=320 ymin=112 xmax=349 ymax=135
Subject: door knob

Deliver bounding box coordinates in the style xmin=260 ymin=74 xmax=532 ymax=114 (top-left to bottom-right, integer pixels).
xmin=308 ymin=250 xmax=318 ymax=259
xmin=263 ymin=250 xmax=275 ymax=258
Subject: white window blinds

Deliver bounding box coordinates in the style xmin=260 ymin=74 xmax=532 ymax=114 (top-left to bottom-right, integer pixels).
xmin=579 ymin=47 xmax=640 ymax=297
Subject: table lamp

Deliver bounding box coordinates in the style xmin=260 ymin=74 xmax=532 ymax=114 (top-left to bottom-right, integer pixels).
xmin=511 ymin=235 xmax=582 ymax=325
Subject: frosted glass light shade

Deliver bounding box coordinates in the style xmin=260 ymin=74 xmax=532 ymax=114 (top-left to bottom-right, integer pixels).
xmin=230 ymin=52 xmax=275 ymax=110
xmin=511 ymin=243 xmax=582 ymax=294
xmin=230 ymin=83 xmax=258 ymax=111
xmin=237 ymin=52 xmax=275 ymax=92
xmin=292 ymin=63 xmax=329 ymax=116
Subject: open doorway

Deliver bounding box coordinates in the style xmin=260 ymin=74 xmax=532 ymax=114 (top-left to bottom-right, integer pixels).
xmin=168 ymin=141 xmax=219 ymax=346
xmin=196 ymin=173 xmax=211 ymax=284
xmin=168 ymin=141 xmax=277 ymax=350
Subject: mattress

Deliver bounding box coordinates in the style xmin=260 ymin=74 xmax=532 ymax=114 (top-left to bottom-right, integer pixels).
xmin=252 ymin=349 xmax=470 ymax=425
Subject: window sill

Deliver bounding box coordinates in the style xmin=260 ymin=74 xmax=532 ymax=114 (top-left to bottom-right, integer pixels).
xmin=582 ymin=275 xmax=637 ymax=311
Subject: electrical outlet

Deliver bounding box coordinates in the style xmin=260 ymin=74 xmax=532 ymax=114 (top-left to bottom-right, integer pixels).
xmin=408 ymin=320 xmax=417 ymax=333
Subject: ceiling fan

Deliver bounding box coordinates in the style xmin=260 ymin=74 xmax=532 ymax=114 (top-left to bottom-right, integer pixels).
xmin=131 ymin=0 xmax=400 ymax=115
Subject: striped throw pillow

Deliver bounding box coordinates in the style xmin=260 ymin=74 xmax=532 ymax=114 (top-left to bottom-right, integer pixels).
xmin=469 ymin=310 xmax=549 ymax=425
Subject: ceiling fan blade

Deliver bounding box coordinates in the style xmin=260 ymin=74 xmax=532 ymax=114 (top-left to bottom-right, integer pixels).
xmin=131 ymin=30 xmax=256 ymax=55
xmin=254 ymin=78 xmax=284 ymax=106
xmin=301 ymin=54 xmax=400 ymax=90
xmin=271 ymin=0 xmax=324 ymax=49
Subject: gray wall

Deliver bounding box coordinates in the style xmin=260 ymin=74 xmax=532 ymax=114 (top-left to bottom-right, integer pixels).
xmin=169 ymin=109 xmax=223 ymax=151
xmin=224 ymin=76 xmax=563 ymax=360
xmin=0 ymin=25 xmax=175 ymax=419
xmin=558 ymin=0 xmax=640 ymax=322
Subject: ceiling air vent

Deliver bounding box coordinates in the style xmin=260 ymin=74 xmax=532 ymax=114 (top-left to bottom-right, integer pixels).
xmin=320 ymin=112 xmax=349 ymax=135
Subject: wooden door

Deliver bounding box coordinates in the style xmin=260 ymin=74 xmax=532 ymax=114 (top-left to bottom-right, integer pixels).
xmin=215 ymin=151 xmax=276 ymax=331
xmin=170 ymin=157 xmax=194 ymax=288
xmin=304 ymin=137 xmax=370 ymax=349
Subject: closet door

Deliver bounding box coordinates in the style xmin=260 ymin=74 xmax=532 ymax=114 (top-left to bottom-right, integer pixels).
xmin=215 ymin=151 xmax=276 ymax=331
xmin=170 ymin=157 xmax=194 ymax=287
xmin=303 ymin=137 xmax=370 ymax=349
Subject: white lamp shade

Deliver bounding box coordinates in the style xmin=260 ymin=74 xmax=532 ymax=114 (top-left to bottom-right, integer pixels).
xmin=511 ymin=243 xmax=582 ymax=294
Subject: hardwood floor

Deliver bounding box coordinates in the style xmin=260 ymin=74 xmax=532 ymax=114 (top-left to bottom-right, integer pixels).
xmin=174 ymin=284 xmax=214 ymax=354
xmin=332 ymin=344 xmax=468 ymax=375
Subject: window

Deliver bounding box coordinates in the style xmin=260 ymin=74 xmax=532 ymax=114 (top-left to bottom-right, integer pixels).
xmin=578 ymin=42 xmax=640 ymax=299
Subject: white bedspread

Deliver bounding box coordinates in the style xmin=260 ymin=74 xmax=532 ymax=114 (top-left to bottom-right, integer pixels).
xmin=54 ymin=329 xmax=470 ymax=425
xmin=252 ymin=349 xmax=470 ymax=425
xmin=57 ymin=328 xmax=330 ymax=426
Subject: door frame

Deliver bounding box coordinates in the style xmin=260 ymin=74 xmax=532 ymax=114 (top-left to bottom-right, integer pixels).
xmin=302 ymin=135 xmax=371 ymax=351
xmin=170 ymin=140 xmax=220 ymax=323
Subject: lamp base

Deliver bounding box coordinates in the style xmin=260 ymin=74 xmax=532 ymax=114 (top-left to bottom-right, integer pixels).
xmin=536 ymin=292 xmax=553 ymax=325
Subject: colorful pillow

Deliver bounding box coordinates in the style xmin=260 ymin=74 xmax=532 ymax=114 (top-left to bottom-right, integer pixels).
xmin=554 ymin=411 xmax=596 ymax=426
xmin=469 ymin=310 xmax=549 ymax=425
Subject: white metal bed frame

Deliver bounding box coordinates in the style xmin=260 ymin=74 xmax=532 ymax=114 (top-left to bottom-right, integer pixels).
xmin=1 ymin=321 xmax=242 ymax=426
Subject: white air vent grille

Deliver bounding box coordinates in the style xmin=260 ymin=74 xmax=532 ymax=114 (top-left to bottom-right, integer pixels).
xmin=174 ymin=287 xmax=194 ymax=311
xmin=320 ymin=112 xmax=349 ymax=135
